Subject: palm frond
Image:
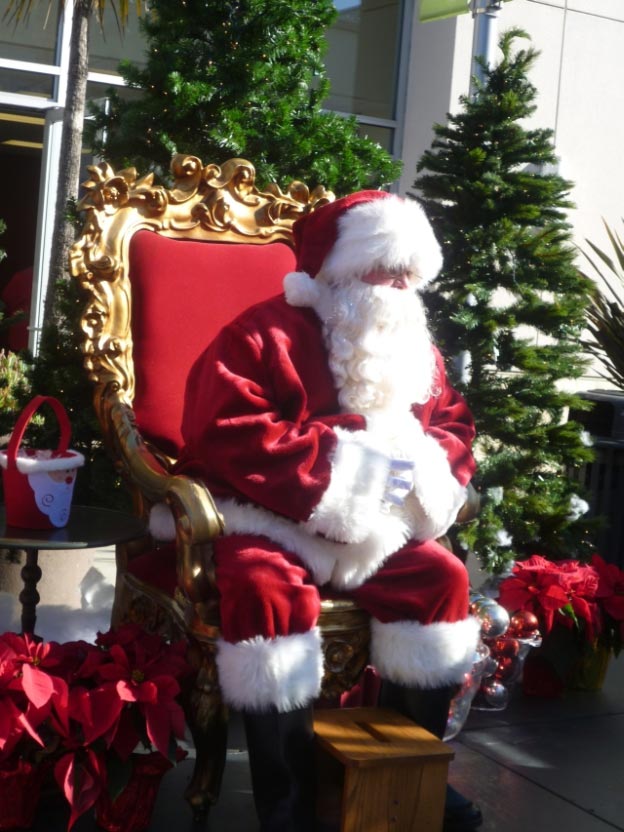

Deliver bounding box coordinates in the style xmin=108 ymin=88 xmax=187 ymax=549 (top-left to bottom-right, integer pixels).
xmin=582 ymin=219 xmax=624 ymax=388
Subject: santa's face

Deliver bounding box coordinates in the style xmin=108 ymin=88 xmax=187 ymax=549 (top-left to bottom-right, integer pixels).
xmin=359 ymin=267 xmax=413 ymax=290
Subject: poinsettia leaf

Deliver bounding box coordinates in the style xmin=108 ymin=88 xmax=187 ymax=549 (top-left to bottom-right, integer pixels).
xmin=17 ymin=706 xmax=45 ymax=746
xmin=540 ymin=585 xmax=570 ymax=608
xmin=152 ymin=675 xmax=180 ymax=700
xmin=136 ymin=680 xmax=159 ymax=705
xmin=50 ymin=676 xmax=70 ymax=734
xmin=21 ymin=664 xmax=55 ymax=708
xmin=54 ymin=749 xmax=106 ymax=830
xmin=81 ymin=687 xmax=124 ymax=744
xmin=170 ymin=701 xmax=187 ymax=741
xmin=143 ymin=703 xmax=171 ymax=757
xmin=167 ymin=733 xmax=179 ymax=763
xmin=535 ymin=624 xmax=584 ymax=679
xmin=116 ymin=679 xmax=138 ymax=702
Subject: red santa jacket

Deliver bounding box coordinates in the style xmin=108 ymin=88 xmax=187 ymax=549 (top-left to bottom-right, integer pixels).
xmin=175 ymin=294 xmax=476 ymax=590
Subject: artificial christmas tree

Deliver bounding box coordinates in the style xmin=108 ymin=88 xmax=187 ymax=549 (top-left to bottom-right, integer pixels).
xmin=87 ymin=0 xmax=401 ymax=194
xmin=414 ymin=29 xmax=596 ymax=574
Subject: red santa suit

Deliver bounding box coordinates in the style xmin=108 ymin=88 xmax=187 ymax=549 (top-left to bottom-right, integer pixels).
xmin=156 ymin=191 xmax=481 ymax=714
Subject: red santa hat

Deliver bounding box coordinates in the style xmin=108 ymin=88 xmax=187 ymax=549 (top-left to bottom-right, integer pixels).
xmin=283 ymin=190 xmax=443 ymax=307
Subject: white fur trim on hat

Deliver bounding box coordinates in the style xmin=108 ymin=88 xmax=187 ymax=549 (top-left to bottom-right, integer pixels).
xmin=322 ymin=196 xmax=442 ymax=289
xmin=149 ymin=501 xmax=176 ymax=541
xmin=216 ymin=627 xmax=323 ymax=712
xmin=0 ymin=448 xmax=85 ymax=473
xmin=370 ymin=616 xmax=481 ymax=688
xmin=283 ymin=271 xmax=322 ymax=307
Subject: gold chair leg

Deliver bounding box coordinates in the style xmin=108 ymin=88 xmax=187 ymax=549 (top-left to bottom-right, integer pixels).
xmin=183 ymin=661 xmax=229 ymax=818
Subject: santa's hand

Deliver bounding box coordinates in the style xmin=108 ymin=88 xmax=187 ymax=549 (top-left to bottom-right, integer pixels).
xmin=383 ymin=459 xmax=415 ymax=507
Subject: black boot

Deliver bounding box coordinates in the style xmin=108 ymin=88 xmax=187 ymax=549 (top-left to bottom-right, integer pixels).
xmin=379 ymin=680 xmax=455 ymax=739
xmin=243 ymin=705 xmax=317 ymax=832
xmin=379 ymin=680 xmax=483 ymax=832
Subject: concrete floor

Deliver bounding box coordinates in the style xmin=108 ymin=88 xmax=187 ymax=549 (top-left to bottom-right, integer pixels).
xmin=1 ymin=551 xmax=623 ymax=831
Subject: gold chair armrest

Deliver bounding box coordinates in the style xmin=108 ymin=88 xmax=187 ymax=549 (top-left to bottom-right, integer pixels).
xmin=104 ymin=392 xmax=224 ymax=603
xmin=168 ymin=480 xmax=224 ymax=605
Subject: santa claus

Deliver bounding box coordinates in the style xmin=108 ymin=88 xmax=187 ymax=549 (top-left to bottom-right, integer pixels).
xmin=155 ymin=190 xmax=482 ymax=831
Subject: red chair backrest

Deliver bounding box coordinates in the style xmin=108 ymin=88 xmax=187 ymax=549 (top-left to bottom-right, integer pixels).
xmin=128 ymin=230 xmax=295 ymax=457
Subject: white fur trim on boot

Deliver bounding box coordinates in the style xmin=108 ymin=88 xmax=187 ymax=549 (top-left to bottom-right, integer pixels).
xmin=370 ymin=616 xmax=481 ymax=688
xmin=216 ymin=627 xmax=323 ymax=712
xmin=149 ymin=501 xmax=176 ymax=541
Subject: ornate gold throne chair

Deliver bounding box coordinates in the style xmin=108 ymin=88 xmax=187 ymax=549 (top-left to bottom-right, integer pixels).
xmin=70 ymin=156 xmax=376 ymax=816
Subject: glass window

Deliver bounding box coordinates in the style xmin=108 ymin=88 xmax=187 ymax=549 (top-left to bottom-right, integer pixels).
xmin=325 ymin=0 xmax=402 ymax=121
xmin=0 ymin=5 xmax=62 ymax=65
xmin=88 ymin=5 xmax=148 ymax=75
xmin=0 ymin=66 xmax=55 ymax=99
xmin=0 ymin=106 xmax=45 ymax=150
xmin=357 ymin=122 xmax=393 ymax=152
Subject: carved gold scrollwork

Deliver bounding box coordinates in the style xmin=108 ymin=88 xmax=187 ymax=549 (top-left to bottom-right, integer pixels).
xmin=318 ymin=600 xmax=371 ymax=699
xmin=72 ymin=156 xmax=338 ymax=400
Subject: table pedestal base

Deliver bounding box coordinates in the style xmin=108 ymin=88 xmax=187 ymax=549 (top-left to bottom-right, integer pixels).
xmin=18 ymin=549 xmax=41 ymax=636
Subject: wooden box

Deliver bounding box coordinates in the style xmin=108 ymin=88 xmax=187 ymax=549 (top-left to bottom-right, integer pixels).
xmin=314 ymin=707 xmax=453 ymax=832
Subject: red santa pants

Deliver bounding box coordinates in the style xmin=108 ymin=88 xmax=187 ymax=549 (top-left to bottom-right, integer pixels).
xmin=213 ymin=534 xmax=479 ymax=709
xmin=214 ymin=534 xmax=470 ymax=642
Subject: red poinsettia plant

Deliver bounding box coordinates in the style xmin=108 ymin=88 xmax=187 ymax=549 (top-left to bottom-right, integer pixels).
xmin=497 ymin=554 xmax=624 ymax=656
xmin=0 ymin=623 xmax=190 ymax=829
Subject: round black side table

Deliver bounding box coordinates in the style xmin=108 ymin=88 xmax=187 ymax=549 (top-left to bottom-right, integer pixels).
xmin=0 ymin=505 xmax=146 ymax=636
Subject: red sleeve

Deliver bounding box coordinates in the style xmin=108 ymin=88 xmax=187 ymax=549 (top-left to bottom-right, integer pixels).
xmin=415 ymin=349 xmax=476 ymax=487
xmin=175 ymin=318 xmax=363 ymax=522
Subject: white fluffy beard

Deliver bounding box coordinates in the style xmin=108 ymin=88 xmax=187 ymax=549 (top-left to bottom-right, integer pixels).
xmin=315 ymin=276 xmax=436 ymax=416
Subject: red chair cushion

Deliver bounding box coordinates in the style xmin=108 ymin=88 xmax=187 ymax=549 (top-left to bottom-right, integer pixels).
xmin=129 ymin=231 xmax=295 ymax=457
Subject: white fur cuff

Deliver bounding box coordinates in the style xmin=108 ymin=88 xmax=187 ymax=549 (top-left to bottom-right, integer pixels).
xmin=216 ymin=628 xmax=323 ymax=712
xmin=370 ymin=616 xmax=481 ymax=688
xmin=406 ymin=430 xmax=467 ymax=541
xmin=304 ymin=428 xmax=391 ymax=544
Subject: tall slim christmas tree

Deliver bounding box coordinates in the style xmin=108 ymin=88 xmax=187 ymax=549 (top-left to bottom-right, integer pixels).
xmin=88 ymin=0 xmax=401 ymax=193
xmin=414 ymin=29 xmax=596 ymax=574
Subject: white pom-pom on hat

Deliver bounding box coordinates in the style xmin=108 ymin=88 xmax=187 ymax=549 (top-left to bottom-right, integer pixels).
xmin=283 ymin=271 xmax=322 ymax=307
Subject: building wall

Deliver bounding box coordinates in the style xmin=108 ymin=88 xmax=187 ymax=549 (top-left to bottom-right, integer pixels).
xmin=400 ymin=0 xmax=624 ymax=391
